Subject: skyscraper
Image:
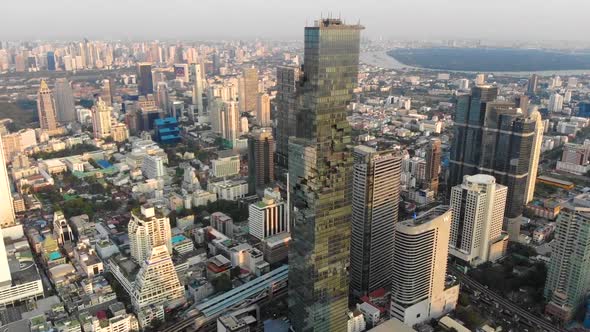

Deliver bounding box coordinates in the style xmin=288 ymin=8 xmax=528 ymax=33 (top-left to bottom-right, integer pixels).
xmin=288 ymin=18 xmax=363 ymax=332
xmin=256 ymin=93 xmax=271 ymax=127
xmin=156 ymin=82 xmax=170 ymax=116
xmin=544 ymin=193 xmax=590 ymax=322
xmin=349 ymin=146 xmax=402 ymax=299
xmin=46 ymin=51 xmax=56 ymax=71
xmin=101 ymin=79 xmax=113 ymax=107
xmin=240 ymin=67 xmax=258 ymax=113
xmin=449 ymin=88 xmax=542 ymax=218
xmin=527 ymin=74 xmax=538 ymax=95
xmin=37 ymin=80 xmax=59 ymax=132
xmin=275 ymin=66 xmax=300 ymax=169
xmin=449 ymin=174 xmax=508 ymax=267
xmin=192 ymin=63 xmax=205 ymax=117
xmin=91 ymin=98 xmax=112 ymax=139
xmin=525 ymin=107 xmax=544 ymax=204
xmin=137 ymin=62 xmax=154 ymax=96
xmin=549 ymin=93 xmax=564 ymax=113
xmin=390 ymin=205 xmax=458 ymax=327
xmin=0 ymin=135 xmax=15 ymax=228
xmin=424 ymin=138 xmax=442 ymax=195
xmin=128 ymin=204 xmax=172 ymax=263
xmin=54 ymin=78 xmax=76 ymax=123
xmin=220 ymin=100 xmax=240 ymax=146
xmin=248 ymin=129 xmax=275 ymax=194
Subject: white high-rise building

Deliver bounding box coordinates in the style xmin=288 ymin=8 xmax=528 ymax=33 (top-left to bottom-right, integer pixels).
xmin=221 ymin=100 xmax=240 ymax=145
xmin=545 ymin=193 xmax=590 ymax=322
xmin=192 ymin=63 xmax=205 ymax=117
xmin=132 ymin=244 xmax=184 ymax=309
xmin=142 ymin=155 xmax=166 ymax=179
xmin=0 ymin=135 xmax=15 ymax=227
xmin=256 ymin=93 xmax=271 ymax=127
xmin=475 ymin=73 xmax=486 ymax=86
xmin=92 ymin=98 xmax=112 ymax=139
xmin=525 ymin=107 xmax=544 ymax=203
xmin=564 ymin=90 xmax=572 ymax=104
xmin=549 ymin=93 xmax=564 ymax=113
xmin=128 ymin=204 xmax=172 ymax=262
xmin=248 ymin=188 xmax=289 ymax=240
xmin=458 ymin=79 xmax=469 ymax=90
xmin=450 ymin=174 xmax=508 ymax=267
xmin=390 ymin=205 xmax=459 ymax=327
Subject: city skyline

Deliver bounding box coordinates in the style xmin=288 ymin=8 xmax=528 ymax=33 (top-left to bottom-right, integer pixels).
xmin=1 ymin=1 xmax=590 ymax=42
xmin=0 ymin=6 xmax=588 ymax=332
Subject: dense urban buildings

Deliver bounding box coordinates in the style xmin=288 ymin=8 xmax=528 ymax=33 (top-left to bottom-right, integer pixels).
xmin=288 ymin=18 xmax=363 ymax=332
xmin=0 ymin=6 xmax=587 ymax=332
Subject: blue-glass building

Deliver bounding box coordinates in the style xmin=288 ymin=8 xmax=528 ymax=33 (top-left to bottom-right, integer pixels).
xmin=47 ymin=52 xmax=56 ymax=71
xmin=578 ymin=102 xmax=590 ymax=118
xmin=154 ymin=117 xmax=180 ymax=144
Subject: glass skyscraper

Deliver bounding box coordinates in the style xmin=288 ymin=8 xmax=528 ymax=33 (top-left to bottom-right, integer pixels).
xmin=288 ymin=19 xmax=363 ymax=331
xmin=449 ymin=86 xmax=542 ymax=218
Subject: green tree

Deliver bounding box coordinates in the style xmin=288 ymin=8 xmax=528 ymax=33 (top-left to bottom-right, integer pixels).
xmin=212 ymin=274 xmax=232 ymax=293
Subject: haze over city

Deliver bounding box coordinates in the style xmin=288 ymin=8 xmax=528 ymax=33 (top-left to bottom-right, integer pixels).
xmin=2 ymin=0 xmax=590 ymax=41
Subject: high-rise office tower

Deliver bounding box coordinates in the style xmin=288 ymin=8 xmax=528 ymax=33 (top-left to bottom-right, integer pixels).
xmin=248 ymin=188 xmax=289 ymax=241
xmin=101 ymin=79 xmax=113 ymax=107
xmin=0 ymin=136 xmax=15 ymax=227
xmin=46 ymin=51 xmax=56 ymax=71
xmin=248 ymin=129 xmax=275 ymax=194
xmin=275 ymin=66 xmax=300 ymax=169
xmin=128 ymin=204 xmax=172 ymax=263
xmin=54 ymin=78 xmax=76 ymax=123
xmin=156 ymin=82 xmax=170 ymax=116
xmin=137 ymin=62 xmax=154 ymax=96
xmin=256 ymin=93 xmax=271 ymax=127
xmin=449 ymin=88 xmax=542 ymax=217
xmin=424 ymin=138 xmax=441 ymax=195
xmin=449 ymin=174 xmax=508 ymax=267
xmin=288 ymin=19 xmax=363 ymax=332
xmin=37 ymin=80 xmax=59 ymax=132
xmin=390 ymin=205 xmax=458 ymax=327
xmin=349 ymin=146 xmax=402 ymax=299
xmin=240 ymin=67 xmax=258 ymax=113
xmin=544 ymin=193 xmax=590 ymax=322
xmin=192 ymin=63 xmax=205 ymax=117
xmin=91 ymin=98 xmax=112 ymax=139
xmin=221 ymin=100 xmax=240 ymax=146
xmin=449 ymin=85 xmax=499 ymax=187
xmin=527 ymin=74 xmax=538 ymax=95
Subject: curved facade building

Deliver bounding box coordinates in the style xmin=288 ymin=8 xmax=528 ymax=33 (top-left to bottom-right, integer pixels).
xmin=390 ymin=205 xmax=458 ymax=327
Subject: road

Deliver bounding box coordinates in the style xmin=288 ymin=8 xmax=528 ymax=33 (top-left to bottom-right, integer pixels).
xmin=451 ymin=268 xmax=565 ymax=332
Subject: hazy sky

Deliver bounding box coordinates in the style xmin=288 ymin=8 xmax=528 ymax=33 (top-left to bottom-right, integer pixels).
xmin=2 ymin=0 xmax=589 ymax=41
